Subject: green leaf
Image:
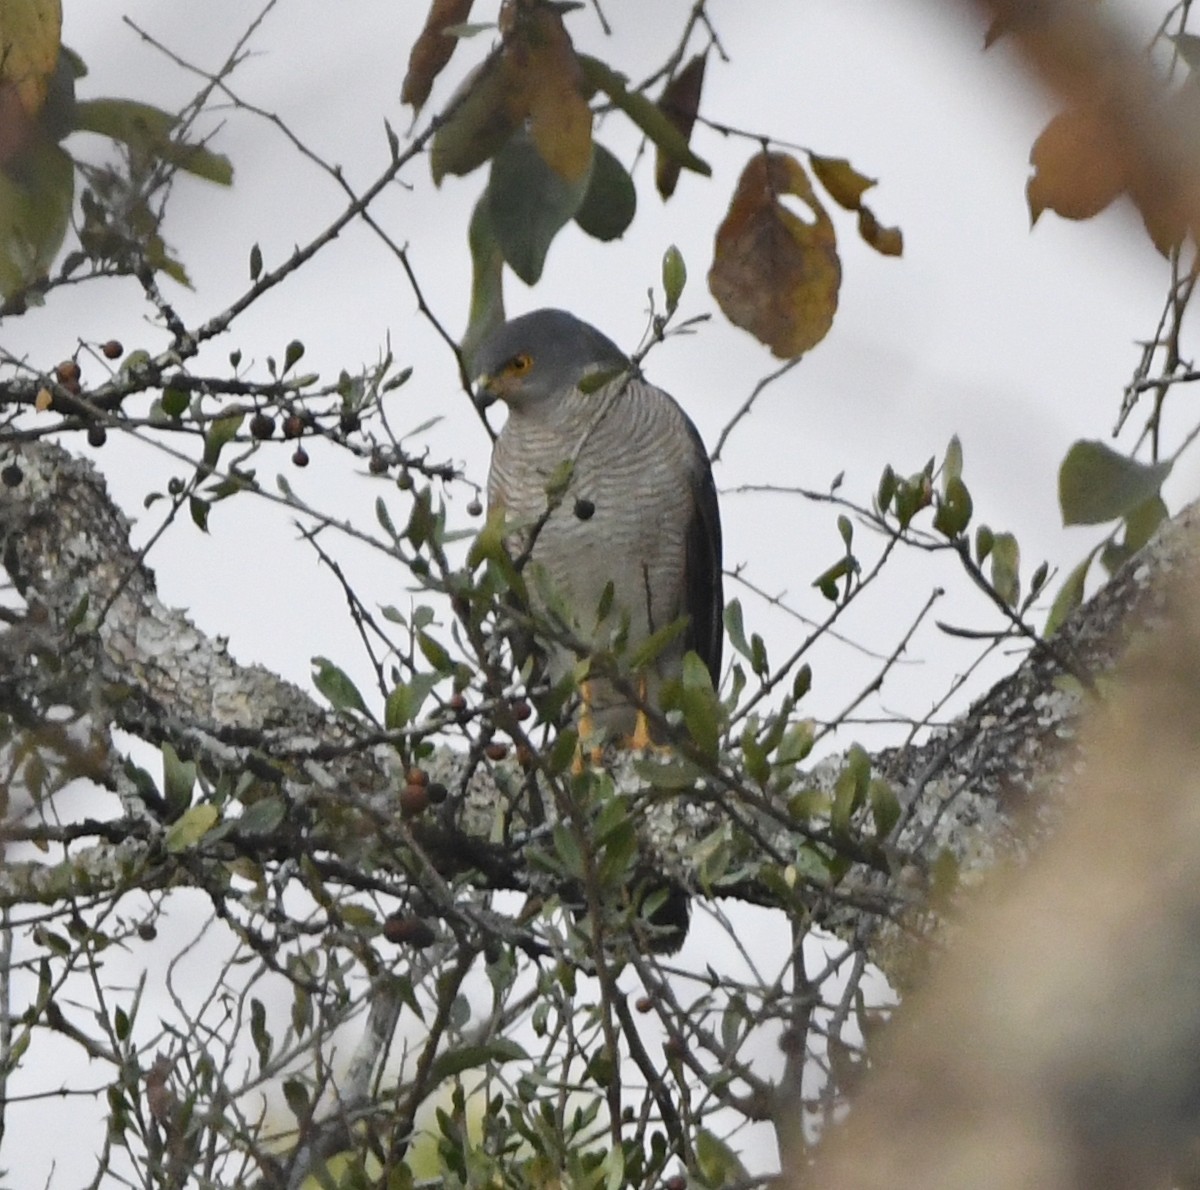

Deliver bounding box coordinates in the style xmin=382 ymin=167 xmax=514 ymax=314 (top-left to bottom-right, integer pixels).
xmin=72 ymin=99 xmax=233 ymax=184
xmin=831 ymin=744 xmax=870 ymax=834
xmin=487 ymin=130 xmax=591 ymax=284
xmin=237 ymin=797 xmax=286 ymax=836
xmin=0 ymin=141 xmax=74 ymax=298
xmin=161 ymin=743 xmax=196 ymax=819
xmin=776 ymin=719 xmax=813 ymax=765
xmin=578 ymin=55 xmax=711 ymax=178
xmin=189 ymin=495 xmax=210 ymax=532
xmin=1058 ymin=440 xmax=1173 ymax=526
xmin=868 ymin=777 xmax=900 ymax=838
xmin=202 ymin=409 xmax=244 ymax=468
xmin=662 ymin=243 xmax=686 ymax=313
xmin=430 ymin=54 xmax=519 ymax=184
xmin=282 ymin=1077 xmax=310 ymax=1121
xmin=250 ymin=998 xmax=271 ymax=1071
xmin=990 ymin=531 xmax=1021 ymax=606
xmin=165 ymin=804 xmax=219 ymax=852
xmin=385 ymin=672 xmax=438 ymax=729
xmin=283 ymin=339 xmax=305 ymax=372
xmin=694 ymin=1128 xmax=750 ymax=1187
xmin=628 ymin=617 xmax=687 ymax=671
xmin=723 ymin=599 xmax=752 ymax=663
xmin=461 ymin=194 xmax=506 ymax=371
xmin=311 ymin=657 xmax=373 ymax=719
xmin=417 ymin=632 xmax=454 ymax=674
xmin=975 ymin=523 xmax=994 ymax=564
xmin=1123 ymin=492 xmax=1168 ymax=554
xmin=573 ymin=142 xmax=636 ymax=241
xmin=933 ymin=474 xmax=973 ymax=539
xmin=1044 ymin=551 xmax=1093 ymax=637
xmin=427 ymin=1038 xmax=528 ymax=1089
xmin=663 ymin=651 xmax=721 ymax=760
xmin=876 ymin=463 xmax=896 ymax=512
xmin=942 ymin=434 xmax=963 ymax=486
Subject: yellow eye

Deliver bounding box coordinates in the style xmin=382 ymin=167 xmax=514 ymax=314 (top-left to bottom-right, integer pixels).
xmin=507 ymin=353 xmax=533 ymax=375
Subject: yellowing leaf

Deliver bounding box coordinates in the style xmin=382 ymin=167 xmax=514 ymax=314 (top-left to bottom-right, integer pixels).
xmin=513 ymin=5 xmax=592 ymax=183
xmin=401 ymin=0 xmax=476 ymax=111
xmin=165 ymin=803 xmax=219 ymax=852
xmin=0 ymin=0 xmax=61 ymax=116
xmin=809 ymin=154 xmax=875 ymax=211
xmin=708 ymin=151 xmax=841 ymax=359
xmin=1027 ymin=103 xmax=1126 ymax=224
xmin=655 ymin=52 xmax=706 ymax=199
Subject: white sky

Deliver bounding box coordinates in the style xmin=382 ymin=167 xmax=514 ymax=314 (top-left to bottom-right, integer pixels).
xmin=3 ymin=1 xmax=1187 ymax=1183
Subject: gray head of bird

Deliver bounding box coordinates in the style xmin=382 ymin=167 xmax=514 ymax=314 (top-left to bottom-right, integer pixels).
xmin=472 ymin=309 xmax=629 ymax=413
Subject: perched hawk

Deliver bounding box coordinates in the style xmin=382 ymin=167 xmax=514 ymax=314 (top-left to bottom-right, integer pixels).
xmin=473 ymin=308 xmax=723 ymax=745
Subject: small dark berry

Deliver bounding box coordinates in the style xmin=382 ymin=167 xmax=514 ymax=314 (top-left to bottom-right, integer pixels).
xmin=137 ymin=922 xmax=158 ymax=941
xmin=102 ymin=340 xmax=123 ymax=360
xmin=484 ymin=741 xmax=508 ymax=762
xmin=1 ymin=463 xmax=21 ymax=487
xmin=448 ymin=692 xmax=467 ymax=713
xmin=511 ymin=699 xmax=532 ymax=722
xmin=396 ymin=470 xmax=414 ymax=491
xmin=635 ymin=995 xmax=653 ymax=1014
xmin=250 ymin=412 xmax=275 ymax=440
xmin=406 ymin=767 xmax=428 ymax=787
xmin=664 ymin=1177 xmax=687 ymax=1190
xmin=292 ymin=446 xmax=309 ymax=467
xmin=368 ymin=451 xmax=388 ymax=475
xmin=87 ymin=424 xmax=107 ymax=448
xmin=573 ymin=497 xmax=595 ymax=521
xmin=399 ymin=783 xmax=429 ymax=817
xmin=383 ymin=914 xmax=436 ymax=948
xmin=55 ymin=359 xmax=80 ymax=384
xmin=663 ymin=1036 xmax=686 ymax=1060
xmin=63 ymin=379 xmax=82 ymax=397
xmin=466 ymin=498 xmax=483 ymax=517
xmin=426 ymin=781 xmax=447 ymax=804
xmin=167 ymin=477 xmax=185 ymax=496
xmin=339 ymin=410 xmax=360 ymax=434
xmin=515 ymin=744 xmax=534 ymax=767
xmin=282 ymin=414 xmax=305 ymax=439
xmin=483 ymin=941 xmax=503 ymax=965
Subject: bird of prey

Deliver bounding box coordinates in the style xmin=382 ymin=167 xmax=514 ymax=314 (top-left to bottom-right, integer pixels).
xmin=473 ymin=308 xmax=723 ymax=748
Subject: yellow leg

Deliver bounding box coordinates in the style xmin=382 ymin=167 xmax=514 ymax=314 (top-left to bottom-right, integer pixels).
xmin=573 ymin=680 xmax=605 ymax=772
xmin=628 ymin=677 xmax=653 ymax=750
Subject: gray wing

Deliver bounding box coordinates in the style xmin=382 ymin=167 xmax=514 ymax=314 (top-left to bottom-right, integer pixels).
xmin=681 ymin=418 xmax=724 ymax=685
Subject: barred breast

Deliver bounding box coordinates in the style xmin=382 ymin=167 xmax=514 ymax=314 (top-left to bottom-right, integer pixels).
xmin=488 ymin=376 xmax=705 ymax=733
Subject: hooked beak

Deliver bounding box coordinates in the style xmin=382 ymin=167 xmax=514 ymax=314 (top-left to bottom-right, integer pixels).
xmin=473 ymin=373 xmax=498 ymax=410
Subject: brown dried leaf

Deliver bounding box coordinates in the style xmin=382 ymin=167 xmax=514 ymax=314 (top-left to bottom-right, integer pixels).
xmin=708 ymin=151 xmax=841 ymax=359
xmin=402 ymin=0 xmax=476 ymax=110
xmin=857 ymin=205 xmax=903 ymax=256
xmin=1027 ymin=103 xmax=1127 ymax=224
xmin=508 ymin=4 xmax=592 ymax=182
xmin=810 ymin=154 xmax=875 ymax=211
xmin=655 ymin=53 xmax=706 ymax=200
